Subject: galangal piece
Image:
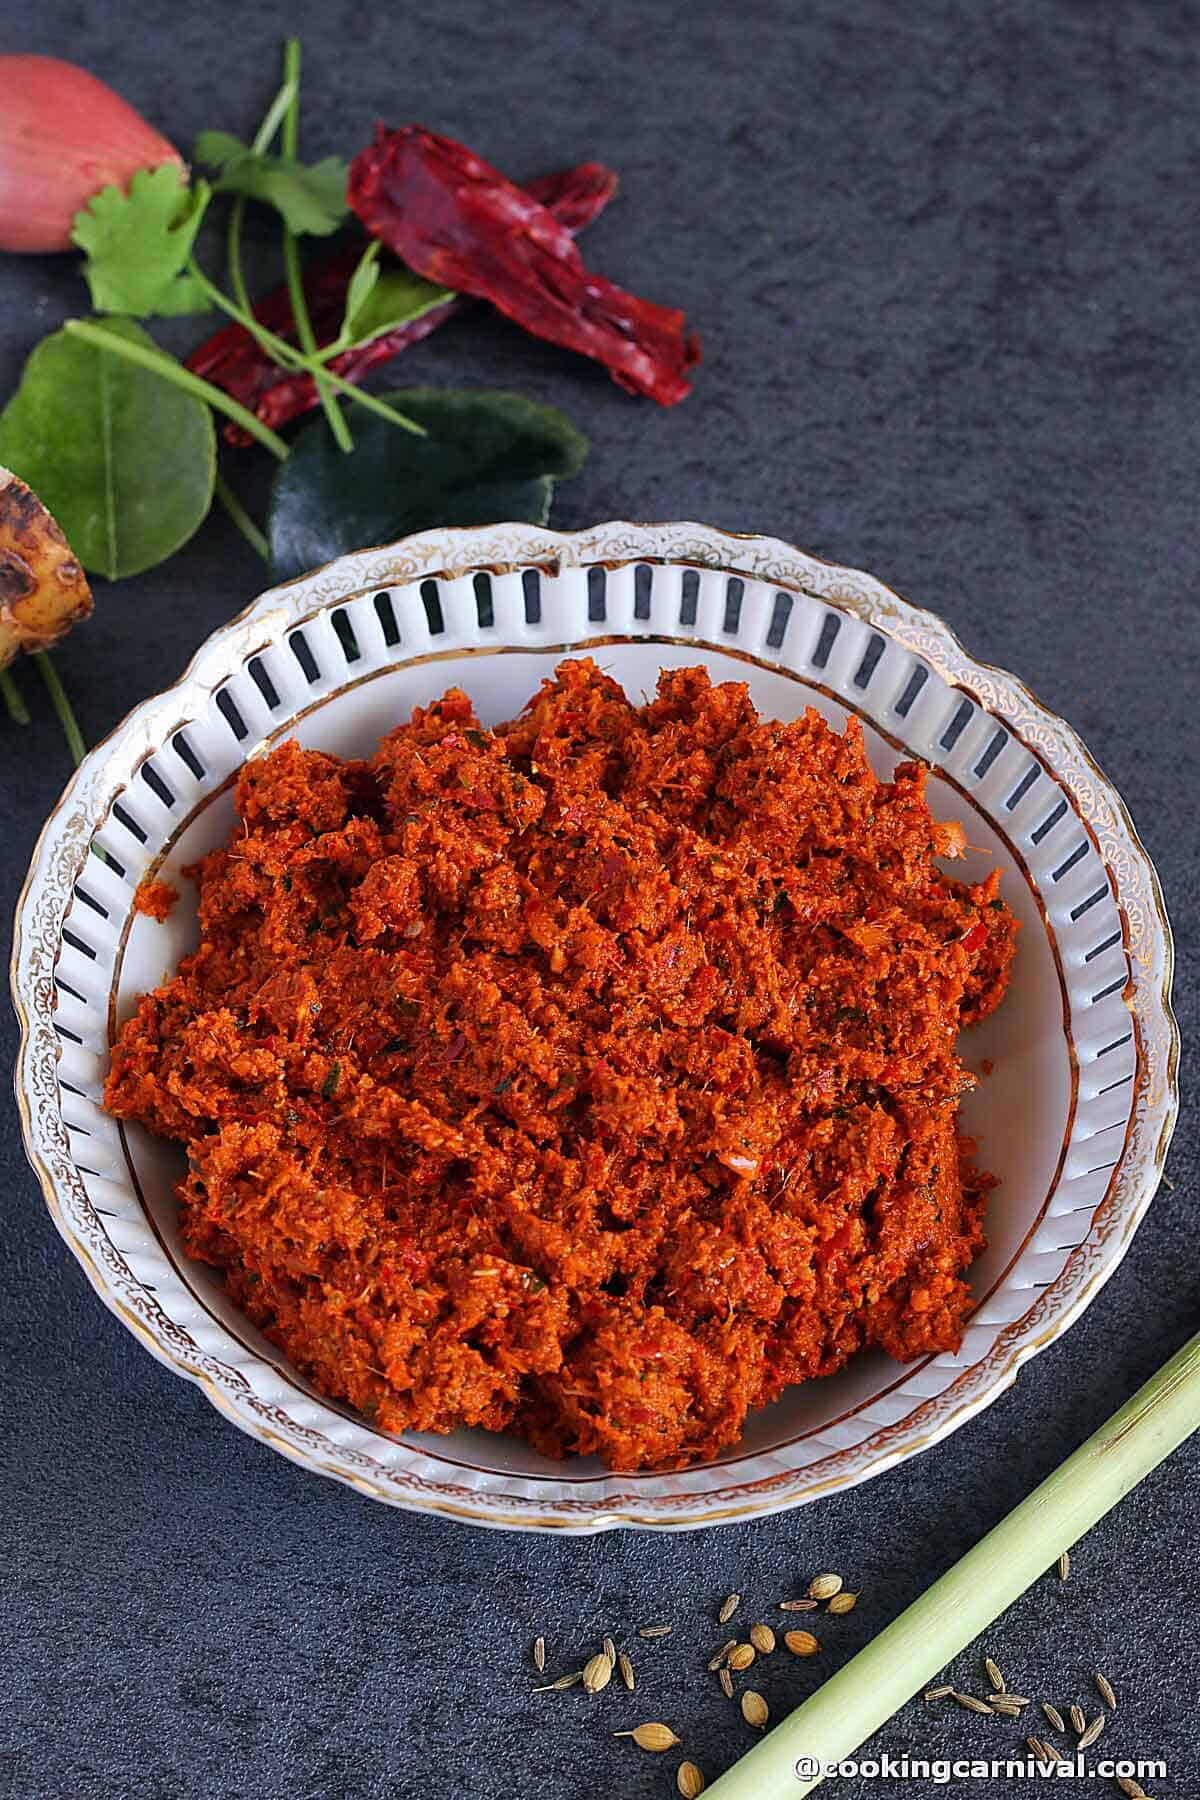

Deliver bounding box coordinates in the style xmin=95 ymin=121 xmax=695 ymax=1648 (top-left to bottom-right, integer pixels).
xmin=0 ymin=465 xmax=92 ymax=669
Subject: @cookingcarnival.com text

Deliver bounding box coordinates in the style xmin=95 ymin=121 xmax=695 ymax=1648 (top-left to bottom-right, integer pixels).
xmin=792 ymin=1751 xmax=1166 ymax=1784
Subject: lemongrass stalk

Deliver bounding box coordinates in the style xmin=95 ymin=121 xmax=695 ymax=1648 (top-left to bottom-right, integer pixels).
xmin=214 ymin=472 xmax=270 ymax=564
xmin=63 ymin=320 xmax=290 ymax=460
xmin=279 ymin=39 xmax=351 ymax=453
xmin=1 ymin=665 xmax=30 ymax=725
xmin=707 ymin=1329 xmax=1200 ymax=1797
xmin=34 ymin=652 xmax=86 ymax=764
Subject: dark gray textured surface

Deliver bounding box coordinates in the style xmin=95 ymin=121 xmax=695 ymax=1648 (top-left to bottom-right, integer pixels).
xmin=2 ymin=3 xmax=1196 ymax=1796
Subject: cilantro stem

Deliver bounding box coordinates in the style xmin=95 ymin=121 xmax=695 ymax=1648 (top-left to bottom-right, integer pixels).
xmin=279 ymin=39 xmax=353 ymax=455
xmin=294 ymin=371 xmax=427 ymax=435
xmin=35 ymin=652 xmax=86 ymax=765
xmin=227 ymin=63 xmax=296 ymax=312
xmin=63 ymin=320 xmax=290 ymax=460
xmin=226 ymin=195 xmax=253 ymax=318
xmin=185 ymin=264 xmax=426 ymax=436
xmin=251 ymin=75 xmax=298 ymax=155
xmin=214 ymin=472 xmax=270 ymax=564
xmin=1 ymin=665 xmax=30 ymax=726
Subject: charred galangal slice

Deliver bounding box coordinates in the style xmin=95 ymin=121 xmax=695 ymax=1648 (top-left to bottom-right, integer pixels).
xmin=0 ymin=466 xmax=92 ymax=669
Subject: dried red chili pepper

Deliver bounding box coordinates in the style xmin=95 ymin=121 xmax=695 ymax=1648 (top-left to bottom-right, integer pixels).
xmin=186 ymin=161 xmax=618 ymax=445
xmin=348 ymin=127 xmax=700 ymax=405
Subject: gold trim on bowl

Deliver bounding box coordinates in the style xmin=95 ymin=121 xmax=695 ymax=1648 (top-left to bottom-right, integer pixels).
xmin=10 ymin=521 xmax=1179 ymax=1531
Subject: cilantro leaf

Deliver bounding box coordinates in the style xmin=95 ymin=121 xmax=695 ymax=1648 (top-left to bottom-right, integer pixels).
xmin=192 ymin=130 xmax=246 ymax=168
xmin=72 ymin=167 xmax=212 ymax=318
xmin=339 ymin=242 xmax=382 ymax=339
xmin=195 ymin=130 xmax=348 ymax=237
xmin=342 ymin=265 xmax=454 ymax=346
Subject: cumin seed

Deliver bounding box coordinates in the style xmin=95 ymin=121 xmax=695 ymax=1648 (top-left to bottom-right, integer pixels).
xmin=533 ymin=1636 xmax=546 ymax=1673
xmin=1095 ymin=1672 xmax=1117 ymax=1710
xmin=718 ymin=1593 xmax=741 ymax=1624
xmin=1077 ymin=1715 xmax=1105 ymax=1751
xmin=1042 ymin=1703 xmax=1065 ymax=1733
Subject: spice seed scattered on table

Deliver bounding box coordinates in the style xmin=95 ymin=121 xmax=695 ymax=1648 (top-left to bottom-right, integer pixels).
xmin=677 ymin=1761 xmax=706 ymax=1798
xmin=618 ymin=1652 xmax=635 ymax=1691
xmin=602 ymin=1636 xmax=616 ymax=1667
xmin=728 ymin=1643 xmax=756 ymax=1672
xmin=1070 ymin=1704 xmax=1086 ymax=1734
xmin=534 ymin=1671 xmax=583 ymax=1692
xmin=924 ymin=1685 xmax=954 ymax=1702
xmin=1057 ymin=1550 xmax=1071 ymax=1580
xmin=614 ymin=1724 xmax=680 ymax=1751
xmin=532 ymin=1636 xmax=545 ymax=1673
xmin=984 ymin=1656 xmax=1006 ymax=1693
xmin=707 ymin=1640 xmax=737 ymax=1671
xmin=583 ymin=1653 xmax=612 ymax=1693
xmin=749 ymin=1623 xmax=775 ymax=1654
xmin=718 ymin=1593 xmax=741 ymax=1624
xmin=1042 ymin=1702 xmax=1065 ymax=1732
xmin=784 ymin=1630 xmax=820 ymax=1657
xmin=954 ymin=1693 xmax=994 ymax=1716
xmin=1095 ymin=1672 xmax=1117 ymax=1710
xmin=741 ymin=1690 xmax=769 ymax=1730
xmin=827 ymin=1591 xmax=858 ymax=1615
xmin=1077 ymin=1714 xmax=1106 ymax=1751
xmin=718 ymin=1667 xmax=734 ymax=1700
xmin=807 ymin=1573 xmax=843 ymax=1600
xmin=778 ymin=1599 xmax=819 ymax=1612
xmin=640 ymin=1624 xmax=673 ymax=1640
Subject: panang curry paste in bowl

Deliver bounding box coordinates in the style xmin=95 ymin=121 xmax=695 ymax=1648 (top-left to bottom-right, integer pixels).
xmin=105 ymin=658 xmax=1017 ymax=1472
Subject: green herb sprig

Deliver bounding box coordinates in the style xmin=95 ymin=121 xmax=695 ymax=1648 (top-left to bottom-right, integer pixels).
xmin=0 ymin=35 xmax=588 ymax=759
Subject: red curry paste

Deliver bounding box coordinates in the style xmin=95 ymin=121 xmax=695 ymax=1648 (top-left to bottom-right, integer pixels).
xmin=105 ymin=661 xmax=1017 ymax=1470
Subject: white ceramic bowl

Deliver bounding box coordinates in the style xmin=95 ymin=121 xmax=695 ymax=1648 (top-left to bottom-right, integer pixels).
xmin=12 ymin=522 xmax=1178 ymax=1531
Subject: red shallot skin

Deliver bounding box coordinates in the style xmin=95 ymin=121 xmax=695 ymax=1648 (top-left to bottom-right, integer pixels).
xmin=0 ymin=56 xmax=183 ymax=253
